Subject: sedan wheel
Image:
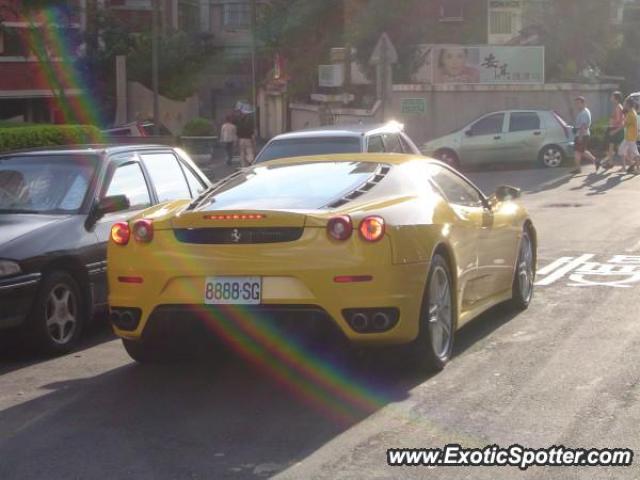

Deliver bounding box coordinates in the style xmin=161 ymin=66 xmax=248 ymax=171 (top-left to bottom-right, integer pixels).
xmin=434 ymin=150 xmax=460 ymax=169
xmin=539 ymin=146 xmax=564 ymax=168
xmin=410 ymin=254 xmax=455 ymax=372
xmin=27 ymin=271 xmax=85 ymax=354
xmin=46 ymin=283 xmax=79 ymax=345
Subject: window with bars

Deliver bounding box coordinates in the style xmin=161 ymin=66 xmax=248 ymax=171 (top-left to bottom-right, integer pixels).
xmin=223 ymin=3 xmax=251 ymax=28
xmin=489 ymin=10 xmax=515 ymax=35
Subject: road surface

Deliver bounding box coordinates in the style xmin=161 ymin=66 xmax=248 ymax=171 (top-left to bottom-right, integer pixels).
xmin=1 ymin=165 xmax=639 ymax=479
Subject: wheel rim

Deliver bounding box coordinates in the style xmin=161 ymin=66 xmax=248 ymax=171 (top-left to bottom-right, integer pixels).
xmin=427 ymin=265 xmax=453 ymax=360
xmin=437 ymin=151 xmax=456 ymax=167
xmin=543 ymin=148 xmax=562 ymax=167
xmin=45 ymin=283 xmax=78 ymax=345
xmin=518 ymin=233 xmax=534 ymax=303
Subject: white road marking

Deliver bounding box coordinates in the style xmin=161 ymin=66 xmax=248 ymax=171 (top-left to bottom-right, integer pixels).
xmin=535 ymin=254 xmax=595 ymax=286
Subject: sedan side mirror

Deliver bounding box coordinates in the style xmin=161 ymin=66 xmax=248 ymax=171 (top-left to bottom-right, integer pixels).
xmin=97 ymin=195 xmax=130 ymax=216
xmin=465 ymin=129 xmax=474 ymax=137
xmin=86 ymin=195 xmax=130 ymax=228
xmin=494 ymin=185 xmax=521 ymax=202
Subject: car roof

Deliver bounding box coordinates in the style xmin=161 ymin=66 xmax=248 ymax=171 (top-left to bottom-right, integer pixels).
xmin=0 ymin=144 xmax=176 ymax=158
xmin=477 ymin=109 xmax=552 ymax=116
xmin=269 ymin=122 xmax=405 ymax=141
xmin=256 ymin=152 xmax=423 ymax=167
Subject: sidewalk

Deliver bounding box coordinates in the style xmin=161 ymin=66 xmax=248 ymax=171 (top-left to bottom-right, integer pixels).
xmin=189 ymin=142 xmax=265 ymax=182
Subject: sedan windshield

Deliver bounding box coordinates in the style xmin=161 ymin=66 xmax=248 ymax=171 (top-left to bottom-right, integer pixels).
xmin=0 ymin=154 xmax=97 ymax=214
xmin=199 ymin=161 xmax=381 ymax=210
xmin=255 ymin=137 xmax=362 ymax=163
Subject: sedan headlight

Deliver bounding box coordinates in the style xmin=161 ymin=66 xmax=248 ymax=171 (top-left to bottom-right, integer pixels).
xmin=0 ymin=260 xmax=21 ymax=278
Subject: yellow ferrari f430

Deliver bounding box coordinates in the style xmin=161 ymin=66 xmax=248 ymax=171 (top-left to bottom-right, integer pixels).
xmin=107 ymin=154 xmax=536 ymax=371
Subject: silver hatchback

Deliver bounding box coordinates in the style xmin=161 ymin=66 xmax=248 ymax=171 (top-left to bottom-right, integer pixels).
xmin=422 ymin=110 xmax=574 ymax=169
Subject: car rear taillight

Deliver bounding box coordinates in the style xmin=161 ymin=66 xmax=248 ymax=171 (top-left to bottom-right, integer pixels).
xmin=327 ymin=216 xmax=353 ymax=241
xmin=111 ymin=222 xmax=130 ymax=245
xmin=359 ymin=216 xmax=385 ymax=242
xmin=132 ymin=219 xmax=154 ymax=243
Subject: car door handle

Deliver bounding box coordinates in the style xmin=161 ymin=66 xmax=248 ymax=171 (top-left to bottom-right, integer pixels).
xmin=493 ymin=135 xmax=501 ymax=140
xmin=533 ymin=131 xmax=542 ymax=136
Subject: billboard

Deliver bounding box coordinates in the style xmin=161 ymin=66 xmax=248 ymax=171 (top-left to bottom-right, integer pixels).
xmin=412 ymin=45 xmax=544 ymax=85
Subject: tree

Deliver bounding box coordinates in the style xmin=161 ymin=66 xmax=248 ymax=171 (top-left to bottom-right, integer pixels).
xmin=257 ymin=0 xmax=345 ymax=99
xmin=126 ymin=30 xmax=215 ymax=102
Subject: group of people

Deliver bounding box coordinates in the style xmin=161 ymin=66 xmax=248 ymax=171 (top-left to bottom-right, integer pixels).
xmin=218 ymin=112 xmax=256 ymax=168
xmin=572 ymin=93 xmax=639 ymax=175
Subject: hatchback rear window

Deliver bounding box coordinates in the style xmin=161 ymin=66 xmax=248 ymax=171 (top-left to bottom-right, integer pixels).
xmin=198 ymin=161 xmax=382 ymax=210
xmin=255 ymin=137 xmax=361 ymax=163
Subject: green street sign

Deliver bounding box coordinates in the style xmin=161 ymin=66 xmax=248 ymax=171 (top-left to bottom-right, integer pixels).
xmin=401 ymin=98 xmax=426 ymax=115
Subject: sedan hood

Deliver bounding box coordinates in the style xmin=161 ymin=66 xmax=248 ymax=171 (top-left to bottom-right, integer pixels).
xmin=0 ymin=214 xmax=72 ymax=252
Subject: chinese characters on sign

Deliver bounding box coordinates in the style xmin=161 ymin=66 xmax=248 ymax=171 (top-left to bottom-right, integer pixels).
xmin=412 ymin=45 xmax=545 ymax=85
xmin=536 ymin=254 xmax=640 ymax=288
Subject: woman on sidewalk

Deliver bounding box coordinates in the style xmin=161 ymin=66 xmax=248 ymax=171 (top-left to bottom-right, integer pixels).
xmin=619 ymin=98 xmax=640 ymax=174
xmin=597 ymin=91 xmax=624 ymax=171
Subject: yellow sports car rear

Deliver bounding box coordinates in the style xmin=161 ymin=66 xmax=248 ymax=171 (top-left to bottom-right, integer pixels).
xmin=107 ymin=154 xmax=536 ymax=371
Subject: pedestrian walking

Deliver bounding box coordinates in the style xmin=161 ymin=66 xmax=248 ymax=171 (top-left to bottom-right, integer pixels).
xmin=618 ymin=97 xmax=640 ymax=174
xmin=597 ymin=91 xmax=624 ymax=171
xmin=237 ymin=113 xmax=256 ymax=168
xmin=218 ymin=115 xmax=237 ymax=166
xmin=572 ymin=96 xmax=597 ymax=174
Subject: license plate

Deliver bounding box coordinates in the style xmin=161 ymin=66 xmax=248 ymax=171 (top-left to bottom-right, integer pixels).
xmin=204 ymin=276 xmax=261 ymax=305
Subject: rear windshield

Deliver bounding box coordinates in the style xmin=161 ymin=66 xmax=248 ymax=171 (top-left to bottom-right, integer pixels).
xmin=199 ymin=161 xmax=381 ymax=210
xmin=255 ymin=137 xmax=362 ymax=163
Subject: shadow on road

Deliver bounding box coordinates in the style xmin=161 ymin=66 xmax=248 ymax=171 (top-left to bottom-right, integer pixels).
xmin=453 ymin=303 xmax=520 ymax=357
xmin=0 ymin=305 xmax=522 ymax=479
xmin=0 ymin=315 xmax=116 ymax=375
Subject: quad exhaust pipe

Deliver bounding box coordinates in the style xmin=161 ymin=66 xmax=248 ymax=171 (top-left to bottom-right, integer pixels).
xmin=344 ymin=309 xmax=398 ymax=333
xmin=109 ymin=308 xmax=141 ymax=331
xmin=350 ymin=313 xmax=369 ymax=331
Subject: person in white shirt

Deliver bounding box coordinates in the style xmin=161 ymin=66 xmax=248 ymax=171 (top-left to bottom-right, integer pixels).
xmin=218 ymin=115 xmax=237 ymax=166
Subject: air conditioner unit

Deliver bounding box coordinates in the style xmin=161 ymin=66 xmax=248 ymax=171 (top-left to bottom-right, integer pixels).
xmin=318 ymin=64 xmax=344 ymax=87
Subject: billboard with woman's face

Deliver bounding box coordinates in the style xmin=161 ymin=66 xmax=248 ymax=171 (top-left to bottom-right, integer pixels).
xmin=412 ymin=45 xmax=544 ymax=85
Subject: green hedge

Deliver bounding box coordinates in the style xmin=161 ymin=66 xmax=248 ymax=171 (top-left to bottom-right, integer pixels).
xmin=0 ymin=125 xmax=102 ymax=152
xmin=590 ymin=118 xmax=609 ymax=152
xmin=182 ymin=117 xmax=214 ymax=137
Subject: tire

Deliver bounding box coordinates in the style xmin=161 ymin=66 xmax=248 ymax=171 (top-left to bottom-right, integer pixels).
xmin=26 ymin=271 xmax=85 ymax=355
xmin=409 ymin=254 xmax=455 ymax=372
xmin=122 ymin=337 xmax=166 ymax=364
xmin=434 ymin=149 xmax=460 ymax=169
xmin=538 ymin=145 xmax=564 ymax=168
xmin=508 ymin=228 xmax=535 ymax=310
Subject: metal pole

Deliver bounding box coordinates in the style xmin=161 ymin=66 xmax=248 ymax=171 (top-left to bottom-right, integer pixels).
xmin=250 ymin=0 xmax=258 ymax=138
xmin=151 ymin=0 xmax=160 ymax=135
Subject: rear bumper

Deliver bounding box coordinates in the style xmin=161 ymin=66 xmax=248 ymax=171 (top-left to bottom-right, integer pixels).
xmin=0 ymin=273 xmax=41 ymax=329
xmin=109 ymin=262 xmax=429 ymax=346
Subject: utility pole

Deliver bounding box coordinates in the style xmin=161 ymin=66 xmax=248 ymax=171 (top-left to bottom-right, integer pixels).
xmin=250 ymin=0 xmax=258 ymax=138
xmin=151 ymin=0 xmax=160 ymax=135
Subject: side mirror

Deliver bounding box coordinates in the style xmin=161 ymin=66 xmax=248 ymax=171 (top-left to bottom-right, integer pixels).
xmin=494 ymin=185 xmax=521 ymax=202
xmin=86 ymin=195 xmax=130 ymax=228
xmin=97 ymin=195 xmax=130 ymax=216
xmin=465 ymin=129 xmax=474 ymax=137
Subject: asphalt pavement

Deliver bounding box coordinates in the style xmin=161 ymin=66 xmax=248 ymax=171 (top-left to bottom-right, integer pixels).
xmin=1 ymin=163 xmax=640 ymax=479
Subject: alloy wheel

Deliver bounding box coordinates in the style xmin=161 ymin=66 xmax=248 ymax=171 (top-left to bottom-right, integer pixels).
xmin=45 ymin=283 xmax=78 ymax=345
xmin=518 ymin=232 xmax=534 ymax=303
xmin=542 ymin=147 xmax=563 ymax=168
xmin=427 ymin=265 xmax=453 ymax=360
